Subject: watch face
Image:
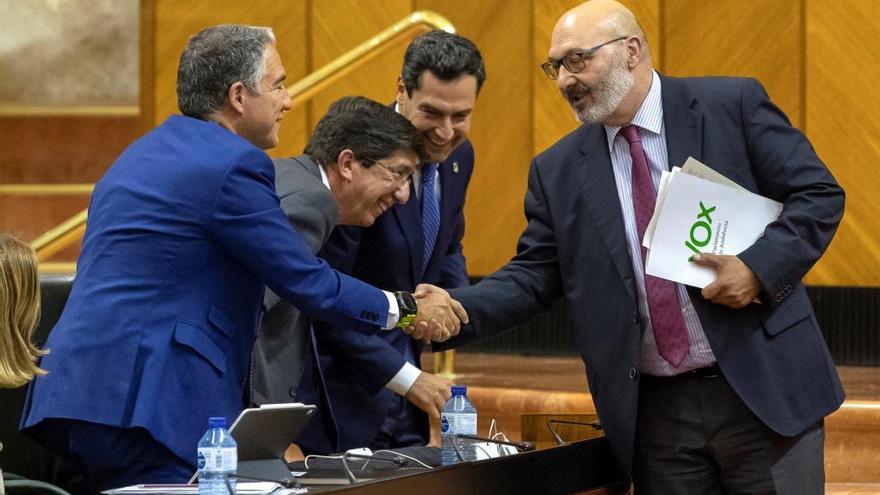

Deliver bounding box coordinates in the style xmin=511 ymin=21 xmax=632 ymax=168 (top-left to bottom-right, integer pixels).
xmin=395 ymin=292 xmax=418 ymax=329
xmin=396 ymin=291 xmax=418 ymax=314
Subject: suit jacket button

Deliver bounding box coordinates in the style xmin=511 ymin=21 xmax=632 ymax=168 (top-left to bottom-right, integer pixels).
xmin=632 ymin=311 xmax=640 ymax=324
xmin=289 ymin=387 xmax=297 ymax=398
xmin=629 ymin=368 xmax=638 ymax=380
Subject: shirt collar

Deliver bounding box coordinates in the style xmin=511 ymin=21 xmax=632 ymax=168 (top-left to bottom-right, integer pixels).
xmin=318 ymin=163 xmax=330 ymax=190
xmin=604 ymin=70 xmax=663 ymax=145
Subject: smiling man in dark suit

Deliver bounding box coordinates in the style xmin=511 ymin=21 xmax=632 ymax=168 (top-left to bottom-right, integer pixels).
xmin=250 ymin=95 xmax=429 ymax=410
xmin=430 ymin=1 xmax=845 ymax=493
xmin=289 ymin=31 xmax=486 ymax=455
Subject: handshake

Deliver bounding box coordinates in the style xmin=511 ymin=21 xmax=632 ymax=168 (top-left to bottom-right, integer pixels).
xmin=400 ymin=284 xmax=468 ymax=343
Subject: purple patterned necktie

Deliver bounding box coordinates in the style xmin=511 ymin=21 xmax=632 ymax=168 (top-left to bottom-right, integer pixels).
xmin=620 ymin=125 xmax=690 ymax=367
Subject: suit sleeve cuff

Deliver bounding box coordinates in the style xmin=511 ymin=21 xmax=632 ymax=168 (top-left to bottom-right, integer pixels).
xmin=385 ymin=362 xmax=421 ymax=396
xmin=383 ymin=290 xmax=399 ymax=330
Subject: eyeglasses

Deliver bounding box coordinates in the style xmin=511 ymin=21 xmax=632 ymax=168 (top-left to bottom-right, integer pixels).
xmin=541 ymin=36 xmax=630 ymax=80
xmin=260 ymin=79 xmax=288 ymax=95
xmin=359 ymin=156 xmax=415 ymax=188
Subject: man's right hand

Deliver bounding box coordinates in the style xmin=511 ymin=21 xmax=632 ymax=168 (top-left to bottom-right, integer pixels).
xmin=403 ymin=284 xmax=468 ymax=342
xmin=404 ymin=372 xmax=452 ymax=419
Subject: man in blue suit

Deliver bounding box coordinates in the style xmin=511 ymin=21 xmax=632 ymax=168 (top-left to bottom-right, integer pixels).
xmin=20 ymin=25 xmax=464 ymax=492
xmin=292 ymin=31 xmax=486 ymax=454
xmin=432 ymin=1 xmax=845 ymax=493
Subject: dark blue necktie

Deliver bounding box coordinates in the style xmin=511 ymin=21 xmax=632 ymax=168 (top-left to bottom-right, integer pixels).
xmin=401 ymin=334 xmax=417 ymax=366
xmin=421 ymin=163 xmax=440 ymax=273
xmin=404 ymin=163 xmax=440 ymax=367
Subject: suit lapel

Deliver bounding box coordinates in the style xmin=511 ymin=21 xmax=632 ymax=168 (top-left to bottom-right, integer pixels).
xmin=392 ymin=181 xmax=424 ymax=287
xmin=659 ymin=76 xmax=704 ymax=302
xmin=578 ymin=126 xmax=637 ymax=302
xmin=387 ymin=100 xmax=427 ymax=285
xmin=661 ymin=75 xmax=703 ymax=169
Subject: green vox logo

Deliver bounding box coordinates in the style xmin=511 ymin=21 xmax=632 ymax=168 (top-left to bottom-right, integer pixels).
xmin=685 ymin=201 xmax=716 ymax=261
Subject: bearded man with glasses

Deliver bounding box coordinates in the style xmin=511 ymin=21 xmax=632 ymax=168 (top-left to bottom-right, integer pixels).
xmin=432 ymin=0 xmax=845 ymax=493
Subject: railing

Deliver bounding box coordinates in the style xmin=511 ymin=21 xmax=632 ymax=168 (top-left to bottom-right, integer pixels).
xmin=8 ymin=11 xmax=454 ymax=265
xmin=0 ymin=184 xmax=94 ymax=195
xmin=288 ymin=11 xmax=454 ymax=106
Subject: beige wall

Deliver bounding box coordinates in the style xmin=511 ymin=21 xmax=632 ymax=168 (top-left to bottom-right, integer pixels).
xmin=20 ymin=0 xmax=873 ymax=285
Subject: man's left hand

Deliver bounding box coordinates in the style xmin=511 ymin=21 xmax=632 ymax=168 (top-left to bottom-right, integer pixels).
xmin=691 ymin=253 xmax=761 ymax=309
xmin=404 ymin=372 xmax=453 ymax=419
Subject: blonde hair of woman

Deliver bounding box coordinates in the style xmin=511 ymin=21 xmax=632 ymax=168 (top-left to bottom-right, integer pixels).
xmin=0 ymin=233 xmax=46 ymax=388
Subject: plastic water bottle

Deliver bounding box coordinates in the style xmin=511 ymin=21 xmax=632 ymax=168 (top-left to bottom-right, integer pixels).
xmin=197 ymin=417 xmax=237 ymax=495
xmin=440 ymin=385 xmax=478 ymax=465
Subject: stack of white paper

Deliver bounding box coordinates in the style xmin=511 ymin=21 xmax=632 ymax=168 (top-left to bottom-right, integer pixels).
xmin=642 ymin=157 xmax=782 ymax=288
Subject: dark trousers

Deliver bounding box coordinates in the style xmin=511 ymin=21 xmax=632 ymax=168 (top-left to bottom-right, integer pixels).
xmin=28 ymin=419 xmax=194 ymax=493
xmin=633 ymin=369 xmax=824 ymax=494
xmin=370 ymin=394 xmax=428 ymax=450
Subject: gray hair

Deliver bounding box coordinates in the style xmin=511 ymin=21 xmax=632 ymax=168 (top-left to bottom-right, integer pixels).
xmin=177 ymin=24 xmax=275 ymax=119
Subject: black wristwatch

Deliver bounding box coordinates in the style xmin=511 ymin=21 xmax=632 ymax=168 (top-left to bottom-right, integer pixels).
xmin=394 ymin=291 xmax=418 ymax=328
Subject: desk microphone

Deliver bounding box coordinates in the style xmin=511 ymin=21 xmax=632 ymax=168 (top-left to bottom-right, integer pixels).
xmin=338 ymin=451 xmax=407 ymax=484
xmin=546 ymin=418 xmax=603 ymax=446
xmin=343 ymin=452 xmax=406 ymax=467
xmin=454 ymin=433 xmax=536 ymax=452
xmin=224 ymin=473 xmax=301 ymax=489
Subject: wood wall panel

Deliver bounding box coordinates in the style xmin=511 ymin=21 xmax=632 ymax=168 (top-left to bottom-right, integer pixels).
xmin=0 ymin=116 xmax=138 ymax=183
xmin=11 ymin=0 xmax=868 ymax=286
xmin=0 ymin=195 xmax=89 ymax=245
xmin=417 ymin=0 xmax=533 ymax=275
xmin=147 ymin=0 xmax=310 ymax=158
xmin=308 ymin=0 xmax=411 ymax=127
xmin=805 ymin=0 xmax=880 ymax=286
xmin=533 ymin=0 xmax=583 ymax=157
xmin=663 ymin=0 xmax=803 ymax=126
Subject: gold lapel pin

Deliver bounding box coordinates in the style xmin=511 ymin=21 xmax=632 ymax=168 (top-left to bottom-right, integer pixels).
xmin=452 ymin=161 xmax=459 ymax=173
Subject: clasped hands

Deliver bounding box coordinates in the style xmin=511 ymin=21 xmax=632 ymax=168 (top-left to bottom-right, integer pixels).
xmin=400 ymin=283 xmax=468 ymax=343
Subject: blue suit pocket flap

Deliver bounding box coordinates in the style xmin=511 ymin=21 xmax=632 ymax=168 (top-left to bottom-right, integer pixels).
xmin=208 ymin=305 xmax=236 ymax=339
xmin=174 ymin=320 xmax=227 ymax=374
xmin=761 ymin=288 xmax=811 ymax=337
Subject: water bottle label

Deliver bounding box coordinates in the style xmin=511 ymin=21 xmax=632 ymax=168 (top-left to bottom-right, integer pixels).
xmin=198 ymin=447 xmax=237 ymax=471
xmin=458 ymin=413 xmax=477 ymax=435
xmin=220 ymin=448 xmax=236 ymax=471
xmin=440 ymin=415 xmax=450 ymax=433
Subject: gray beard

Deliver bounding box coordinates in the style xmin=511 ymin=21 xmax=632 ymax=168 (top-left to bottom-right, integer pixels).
xmin=573 ymin=58 xmax=635 ymax=125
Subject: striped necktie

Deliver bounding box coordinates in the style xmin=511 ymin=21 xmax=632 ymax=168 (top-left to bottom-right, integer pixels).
xmin=421 ymin=163 xmax=440 ymax=274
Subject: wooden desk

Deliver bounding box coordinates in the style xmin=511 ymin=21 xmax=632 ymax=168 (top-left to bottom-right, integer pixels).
xmin=312 ymin=438 xmax=624 ymax=495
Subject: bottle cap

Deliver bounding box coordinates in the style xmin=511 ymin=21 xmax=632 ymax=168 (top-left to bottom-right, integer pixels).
xmin=208 ymin=416 xmax=227 ymax=428
xmin=451 ymin=385 xmax=467 ymax=395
